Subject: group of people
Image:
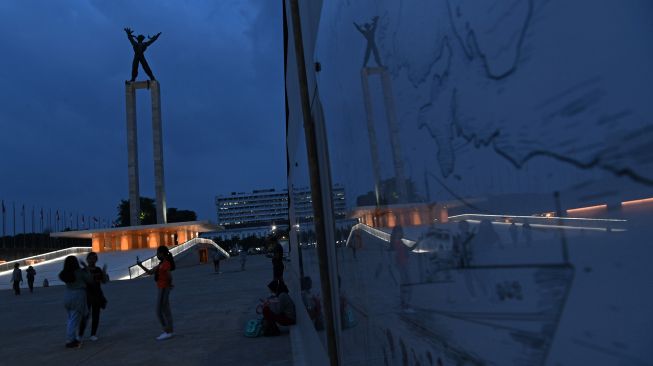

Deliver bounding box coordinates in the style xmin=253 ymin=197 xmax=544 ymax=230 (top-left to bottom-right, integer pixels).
xmin=17 ymin=238 xmax=294 ymax=347
xmin=58 ymin=252 xmax=109 ymax=348
xmin=10 ymin=263 xmax=37 ymax=295
xmin=57 ymin=245 xmax=176 ymax=348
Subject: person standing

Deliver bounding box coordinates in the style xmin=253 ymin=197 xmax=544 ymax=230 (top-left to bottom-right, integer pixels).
xmin=390 ymin=225 xmax=412 ymax=311
xmin=240 ymin=246 xmax=248 ymax=271
xmin=26 ymin=266 xmax=36 ymax=293
xmin=11 ymin=263 xmax=23 ymax=295
xmin=271 ymin=238 xmax=284 ymax=280
xmin=136 ymin=245 xmax=176 ymax=340
xmin=59 ymin=256 xmax=93 ymax=348
xmin=213 ymin=250 xmax=223 ymax=274
xmin=79 ymin=252 xmax=109 ymax=341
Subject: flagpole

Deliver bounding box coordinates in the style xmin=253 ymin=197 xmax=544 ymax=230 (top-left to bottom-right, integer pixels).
xmin=22 ymin=204 xmax=26 ymax=248
xmin=13 ymin=202 xmax=16 ymax=248
xmin=1 ymin=200 xmax=5 ymax=249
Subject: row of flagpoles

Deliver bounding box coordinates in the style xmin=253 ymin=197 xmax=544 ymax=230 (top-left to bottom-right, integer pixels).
xmin=1 ymin=199 xmax=113 ymax=238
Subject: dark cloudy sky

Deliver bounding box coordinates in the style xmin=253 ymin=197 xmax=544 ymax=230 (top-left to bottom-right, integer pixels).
xmin=0 ymin=0 xmax=285 ymax=226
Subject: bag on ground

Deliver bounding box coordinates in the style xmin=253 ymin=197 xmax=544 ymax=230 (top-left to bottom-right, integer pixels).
xmin=244 ymin=318 xmax=263 ymax=337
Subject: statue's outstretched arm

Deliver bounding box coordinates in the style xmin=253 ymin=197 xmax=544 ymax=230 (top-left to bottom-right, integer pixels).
xmin=145 ymin=32 xmax=162 ymax=46
xmin=124 ymin=27 xmax=136 ymax=46
xmin=353 ymin=22 xmax=364 ymax=34
xmin=371 ymin=17 xmax=379 ymax=31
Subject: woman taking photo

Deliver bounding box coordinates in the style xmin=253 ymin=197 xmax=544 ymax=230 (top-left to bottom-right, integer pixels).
xmin=136 ymin=245 xmax=176 ymax=340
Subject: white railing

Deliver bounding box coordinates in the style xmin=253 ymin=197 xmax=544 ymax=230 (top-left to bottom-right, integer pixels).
xmin=0 ymin=247 xmax=91 ymax=274
xmin=128 ymin=238 xmax=229 ymax=279
xmin=346 ymin=223 xmax=416 ymax=248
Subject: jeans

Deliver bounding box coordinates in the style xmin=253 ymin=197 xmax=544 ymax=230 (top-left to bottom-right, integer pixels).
xmin=157 ymin=287 xmax=173 ymax=333
xmin=64 ymin=289 xmax=88 ymax=342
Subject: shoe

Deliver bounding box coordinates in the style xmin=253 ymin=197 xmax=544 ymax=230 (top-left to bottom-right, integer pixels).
xmin=65 ymin=340 xmax=80 ymax=348
xmin=89 ymin=336 xmax=99 ymax=341
xmin=156 ymin=332 xmax=174 ymax=341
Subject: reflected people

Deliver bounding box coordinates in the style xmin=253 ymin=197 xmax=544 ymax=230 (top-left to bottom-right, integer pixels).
xmin=389 ymin=225 xmax=412 ymax=311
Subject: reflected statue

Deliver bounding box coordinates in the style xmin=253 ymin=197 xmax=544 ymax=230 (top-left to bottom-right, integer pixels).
xmin=124 ymin=27 xmax=162 ymax=82
xmin=354 ymin=16 xmax=383 ymax=68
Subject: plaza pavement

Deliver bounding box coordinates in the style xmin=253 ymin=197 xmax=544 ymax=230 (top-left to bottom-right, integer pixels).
xmin=0 ymin=254 xmax=292 ymax=366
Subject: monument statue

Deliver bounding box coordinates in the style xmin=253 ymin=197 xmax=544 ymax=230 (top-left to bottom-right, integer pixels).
xmin=124 ymin=27 xmax=162 ymax=82
xmin=354 ymin=16 xmax=383 ymax=68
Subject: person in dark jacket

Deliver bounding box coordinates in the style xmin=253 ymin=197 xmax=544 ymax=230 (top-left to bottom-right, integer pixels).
xmin=26 ymin=266 xmax=36 ymax=293
xmin=11 ymin=263 xmax=22 ymax=295
xmin=79 ymin=252 xmax=109 ymax=341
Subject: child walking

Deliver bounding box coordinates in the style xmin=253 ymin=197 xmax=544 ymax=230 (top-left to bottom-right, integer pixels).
xmin=136 ymin=245 xmax=176 ymax=340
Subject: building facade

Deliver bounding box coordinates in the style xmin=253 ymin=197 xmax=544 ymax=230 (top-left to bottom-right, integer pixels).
xmin=215 ymin=185 xmax=346 ymax=227
xmin=210 ymin=186 xmax=346 ymax=242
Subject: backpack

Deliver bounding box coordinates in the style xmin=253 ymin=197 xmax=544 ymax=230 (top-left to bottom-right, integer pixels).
xmin=342 ymin=307 xmax=357 ymax=329
xmin=244 ymin=318 xmax=263 ymax=338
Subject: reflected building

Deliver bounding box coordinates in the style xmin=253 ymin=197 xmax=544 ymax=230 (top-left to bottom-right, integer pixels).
xmin=212 ymin=186 xmax=346 ymax=241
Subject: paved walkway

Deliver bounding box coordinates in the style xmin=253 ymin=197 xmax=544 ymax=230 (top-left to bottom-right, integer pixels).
xmin=0 ymin=254 xmax=292 ymax=366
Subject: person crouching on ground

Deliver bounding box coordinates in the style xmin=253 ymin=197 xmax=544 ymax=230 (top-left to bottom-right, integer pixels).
xmin=262 ymin=279 xmax=296 ymax=336
xmin=136 ymin=245 xmax=176 ymax=340
xmin=78 ymin=252 xmax=109 ymax=342
xmin=59 ymin=256 xmax=93 ymax=348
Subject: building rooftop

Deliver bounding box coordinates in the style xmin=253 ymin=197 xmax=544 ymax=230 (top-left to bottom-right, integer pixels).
xmin=50 ymin=220 xmax=223 ymax=239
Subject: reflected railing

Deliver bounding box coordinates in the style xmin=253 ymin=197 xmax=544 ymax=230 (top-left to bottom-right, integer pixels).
xmin=0 ymin=247 xmax=91 ymax=274
xmin=127 ymin=237 xmax=229 ymax=279
xmin=346 ymin=223 xmax=416 ymax=248
xmin=448 ymin=214 xmax=627 ymax=231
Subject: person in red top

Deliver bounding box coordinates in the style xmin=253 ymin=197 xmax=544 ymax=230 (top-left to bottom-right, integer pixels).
xmin=136 ymin=245 xmax=176 ymax=341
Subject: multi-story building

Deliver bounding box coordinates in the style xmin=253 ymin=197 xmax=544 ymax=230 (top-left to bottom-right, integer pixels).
xmin=216 ymin=188 xmax=288 ymax=227
xmin=211 ymin=186 xmax=346 ymax=241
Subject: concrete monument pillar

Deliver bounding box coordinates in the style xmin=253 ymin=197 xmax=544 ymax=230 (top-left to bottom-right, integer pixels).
xmin=150 ymin=81 xmax=167 ymax=224
xmin=361 ymin=67 xmax=408 ymax=204
xmin=125 ymin=82 xmax=141 ymax=226
xmin=125 ymin=80 xmax=167 ymax=226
